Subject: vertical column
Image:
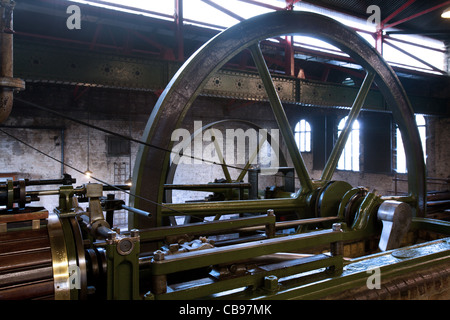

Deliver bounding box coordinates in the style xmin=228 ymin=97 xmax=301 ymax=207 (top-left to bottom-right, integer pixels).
xmin=0 ymin=0 xmax=25 ymax=123
xmin=375 ymin=29 xmax=383 ymax=55
xmin=445 ymin=41 xmax=450 ymax=75
xmin=174 ymin=0 xmax=184 ymax=62
xmin=285 ymin=0 xmax=295 ymax=77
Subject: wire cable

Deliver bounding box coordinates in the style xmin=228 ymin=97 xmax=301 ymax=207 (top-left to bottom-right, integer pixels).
xmin=14 ymin=97 xmax=262 ymax=174
xmin=0 ymin=128 xmax=187 ymax=216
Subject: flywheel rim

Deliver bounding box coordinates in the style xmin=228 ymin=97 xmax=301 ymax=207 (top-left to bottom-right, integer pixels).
xmin=130 ymin=10 xmax=426 ymax=229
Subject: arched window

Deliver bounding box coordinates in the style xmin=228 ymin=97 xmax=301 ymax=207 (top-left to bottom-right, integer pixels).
xmin=396 ymin=115 xmax=426 ymax=173
xmin=294 ymin=119 xmax=311 ymax=152
xmin=337 ymin=116 xmax=360 ymax=171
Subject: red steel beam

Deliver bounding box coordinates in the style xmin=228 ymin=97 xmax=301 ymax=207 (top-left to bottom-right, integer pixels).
xmin=384 ymin=1 xmax=450 ymax=29
xmin=375 ymin=0 xmax=416 ymax=54
xmin=285 ymin=35 xmax=295 ymax=77
xmin=375 ymin=30 xmax=383 ymax=54
xmin=89 ymin=24 xmax=103 ymax=51
xmin=285 ymin=0 xmax=303 ymax=10
xmin=381 ymin=0 xmax=416 ymax=26
xmin=284 ymin=0 xmax=295 ymax=76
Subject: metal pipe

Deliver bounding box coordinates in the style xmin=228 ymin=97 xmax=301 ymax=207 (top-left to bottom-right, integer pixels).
xmin=96 ymin=225 xmax=113 ymax=239
xmin=0 ymin=0 xmax=24 ymax=123
xmin=26 ymin=189 xmax=60 ymax=196
xmin=163 ymin=182 xmax=251 ymax=190
xmin=61 ymin=128 xmax=65 ymax=176
xmin=121 ymin=204 xmax=151 ymax=218
xmin=237 ymin=216 xmax=339 ymax=232
xmin=0 ymin=1 xmax=13 ymax=121
xmin=174 ymin=0 xmax=184 ymax=61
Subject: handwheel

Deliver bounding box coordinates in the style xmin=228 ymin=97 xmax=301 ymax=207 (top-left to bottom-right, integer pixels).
xmin=130 ymin=11 xmax=426 ymax=230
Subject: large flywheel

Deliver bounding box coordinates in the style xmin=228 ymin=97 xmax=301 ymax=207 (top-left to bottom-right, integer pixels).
xmin=130 ymin=10 xmax=426 ymax=231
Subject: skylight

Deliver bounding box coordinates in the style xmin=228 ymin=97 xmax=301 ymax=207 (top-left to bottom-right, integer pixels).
xmin=68 ymin=0 xmax=447 ymax=75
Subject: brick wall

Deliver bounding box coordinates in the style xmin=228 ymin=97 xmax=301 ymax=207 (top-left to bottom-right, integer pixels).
xmin=1 ymin=84 xmax=448 ymax=231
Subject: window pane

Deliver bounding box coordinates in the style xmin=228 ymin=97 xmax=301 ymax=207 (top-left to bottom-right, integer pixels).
xmin=384 ymin=39 xmax=445 ymax=73
xmin=338 ymin=153 xmax=344 ymax=170
xmin=416 ymin=114 xmax=426 ymax=126
xmin=184 ymin=0 xmax=238 ymax=28
xmin=295 ymin=119 xmax=311 ymax=152
xmin=305 ymin=132 xmax=311 ymax=152
xmin=352 ymin=129 xmax=360 ymax=171
xmin=396 ymin=115 xmax=426 ymax=173
xmin=300 ymin=119 xmax=306 ymax=132
xmin=418 ymin=126 xmax=426 ymax=163
xmin=396 ymin=128 xmax=407 ymax=173
xmin=337 ymin=116 xmax=359 ymax=171
xmin=338 ymin=117 xmax=346 ymax=130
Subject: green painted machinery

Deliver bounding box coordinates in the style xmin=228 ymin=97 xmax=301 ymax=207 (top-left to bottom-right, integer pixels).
xmin=1 ymin=11 xmax=450 ymax=300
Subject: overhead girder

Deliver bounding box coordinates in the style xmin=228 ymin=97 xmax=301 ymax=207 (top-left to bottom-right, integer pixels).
xmin=12 ymin=40 xmax=449 ymax=116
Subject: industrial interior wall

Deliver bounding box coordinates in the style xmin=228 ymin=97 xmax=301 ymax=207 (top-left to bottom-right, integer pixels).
xmin=0 ymin=84 xmax=448 ymax=229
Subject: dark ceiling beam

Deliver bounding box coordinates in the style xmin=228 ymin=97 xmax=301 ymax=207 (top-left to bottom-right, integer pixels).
xmin=386 ymin=30 xmax=450 ymax=39
xmin=200 ymin=0 xmax=245 ymax=22
xmin=237 ymin=0 xmax=283 ymax=11
xmin=380 ymin=0 xmax=416 ymax=27
xmin=384 ymin=34 xmax=446 ymax=53
xmin=383 ymin=39 xmax=446 ymax=75
xmin=384 ymin=1 xmax=450 ymax=29
xmin=68 ymin=0 xmax=174 ymax=20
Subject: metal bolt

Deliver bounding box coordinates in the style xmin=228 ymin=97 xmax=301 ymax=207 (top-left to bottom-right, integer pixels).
xmin=106 ymin=231 xmax=117 ymax=241
xmin=331 ymin=223 xmax=344 ymax=257
xmin=266 ymin=209 xmax=276 ymax=238
xmin=230 ymin=264 xmax=246 ymax=275
xmin=130 ymin=229 xmax=139 ymax=238
xmin=143 ymin=291 xmax=155 ymax=300
xmin=153 ymin=250 xmax=165 ymax=261
xmin=86 ymin=286 xmax=96 ymax=295
xmin=264 ymin=275 xmax=279 ymax=292
xmin=169 ymin=243 xmax=179 ymax=253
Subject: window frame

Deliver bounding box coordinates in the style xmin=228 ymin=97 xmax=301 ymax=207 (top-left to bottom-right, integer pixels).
xmin=336 ymin=116 xmax=360 ymax=172
xmin=294 ymin=119 xmax=312 ymax=153
xmin=395 ymin=114 xmax=426 ymax=174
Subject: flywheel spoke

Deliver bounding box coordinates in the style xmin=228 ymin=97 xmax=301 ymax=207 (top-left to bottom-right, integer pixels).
xmin=249 ymin=43 xmax=313 ymax=193
xmin=236 ymin=131 xmax=267 ymax=182
xmin=209 ymin=128 xmax=232 ymax=182
xmin=321 ymin=71 xmax=375 ymax=182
